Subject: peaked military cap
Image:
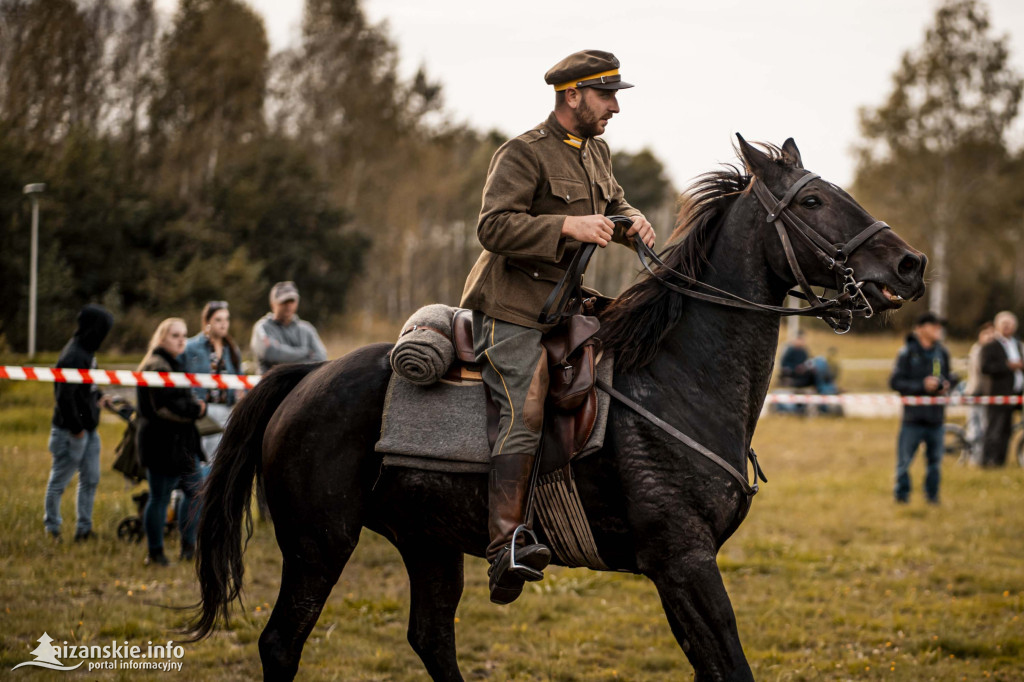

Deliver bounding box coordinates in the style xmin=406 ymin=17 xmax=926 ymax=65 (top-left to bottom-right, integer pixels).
xmin=544 ymin=49 xmax=634 ymax=91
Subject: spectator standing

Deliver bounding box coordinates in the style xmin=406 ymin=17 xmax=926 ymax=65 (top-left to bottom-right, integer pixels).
xmin=980 ymin=311 xmax=1024 ymax=467
xmin=889 ymin=312 xmax=956 ymax=504
xmin=779 ymin=331 xmax=839 ymax=395
xmin=44 ymin=304 xmax=114 ymax=541
xmin=965 ymin=322 xmax=995 ymax=464
xmin=136 ymin=318 xmax=207 ymax=565
xmin=250 ymin=281 xmax=327 ymax=374
xmin=182 ymin=301 xmax=243 ymax=461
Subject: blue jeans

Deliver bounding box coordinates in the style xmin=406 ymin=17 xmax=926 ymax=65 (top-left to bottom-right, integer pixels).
xmin=966 ymin=406 xmax=987 ymax=464
xmin=45 ymin=427 xmax=101 ymax=535
xmin=143 ymin=458 xmax=208 ymax=553
xmin=808 ymin=357 xmax=838 ymax=395
xmin=895 ymin=422 xmax=944 ymax=502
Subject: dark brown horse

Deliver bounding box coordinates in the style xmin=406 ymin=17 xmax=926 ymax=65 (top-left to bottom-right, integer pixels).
xmin=188 ymin=137 xmax=926 ymax=680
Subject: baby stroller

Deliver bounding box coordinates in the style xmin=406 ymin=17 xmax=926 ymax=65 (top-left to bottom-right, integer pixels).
xmin=117 ymin=489 xmax=181 ymax=543
xmin=107 ymin=397 xmax=180 ymax=543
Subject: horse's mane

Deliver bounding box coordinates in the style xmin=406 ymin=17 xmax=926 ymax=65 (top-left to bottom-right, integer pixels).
xmin=599 ymin=143 xmax=790 ymax=373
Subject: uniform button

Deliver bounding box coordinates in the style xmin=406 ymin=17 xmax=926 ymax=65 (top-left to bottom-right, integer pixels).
xmin=540 ymin=129 xmax=546 ymax=135
xmin=533 ymin=272 xmax=539 ymax=278
xmin=582 ymin=152 xmax=587 ymax=159
xmin=565 ymin=194 xmax=570 ymax=200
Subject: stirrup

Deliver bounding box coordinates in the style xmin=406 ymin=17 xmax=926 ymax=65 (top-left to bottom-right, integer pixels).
xmin=508 ymin=524 xmax=545 ymax=581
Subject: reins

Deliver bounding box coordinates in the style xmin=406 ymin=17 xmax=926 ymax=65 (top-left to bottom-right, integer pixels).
xmin=537 ymin=171 xmax=890 ymax=499
xmin=618 ymin=171 xmax=891 ymax=335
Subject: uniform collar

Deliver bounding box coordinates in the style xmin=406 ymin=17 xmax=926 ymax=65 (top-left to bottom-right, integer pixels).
xmin=544 ymin=112 xmax=589 ymax=150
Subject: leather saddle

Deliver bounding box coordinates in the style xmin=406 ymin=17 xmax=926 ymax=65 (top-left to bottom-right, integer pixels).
xmin=448 ymin=309 xmax=602 ymax=476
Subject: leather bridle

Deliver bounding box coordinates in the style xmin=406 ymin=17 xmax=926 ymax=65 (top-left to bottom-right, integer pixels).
xmin=535 ymin=171 xmax=893 ymax=500
xmin=625 ymin=171 xmax=891 ymax=334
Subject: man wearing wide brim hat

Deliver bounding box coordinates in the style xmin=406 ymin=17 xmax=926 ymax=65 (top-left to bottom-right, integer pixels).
xmin=460 ymin=49 xmax=656 ymax=605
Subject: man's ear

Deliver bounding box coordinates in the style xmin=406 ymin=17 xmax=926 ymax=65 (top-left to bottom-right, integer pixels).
xmin=564 ymin=87 xmax=581 ymax=110
xmin=736 ymin=133 xmax=775 ymax=180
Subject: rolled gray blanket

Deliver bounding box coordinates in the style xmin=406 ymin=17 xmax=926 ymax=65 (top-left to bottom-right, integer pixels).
xmin=390 ymin=304 xmax=457 ymax=385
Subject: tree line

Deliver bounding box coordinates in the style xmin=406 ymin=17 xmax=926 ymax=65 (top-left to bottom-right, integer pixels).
xmin=853 ymin=0 xmax=1023 ymax=334
xmin=0 ymin=0 xmax=676 ymax=353
xmin=3 ymin=0 xmax=1018 ymax=355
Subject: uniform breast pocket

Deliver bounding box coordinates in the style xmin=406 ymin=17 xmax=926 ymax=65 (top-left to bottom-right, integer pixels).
xmin=597 ymin=176 xmax=617 ymax=199
xmin=549 ymin=178 xmax=591 ymax=211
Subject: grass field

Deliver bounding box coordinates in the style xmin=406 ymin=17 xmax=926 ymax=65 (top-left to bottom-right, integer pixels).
xmin=2 ymin=330 xmax=1022 ymax=681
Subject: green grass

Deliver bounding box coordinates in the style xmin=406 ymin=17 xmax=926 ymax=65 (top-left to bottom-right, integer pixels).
xmin=2 ymin=361 xmax=1023 ymax=680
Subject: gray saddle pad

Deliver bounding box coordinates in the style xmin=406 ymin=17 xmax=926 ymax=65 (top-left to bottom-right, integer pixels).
xmin=376 ymin=355 xmax=614 ymax=473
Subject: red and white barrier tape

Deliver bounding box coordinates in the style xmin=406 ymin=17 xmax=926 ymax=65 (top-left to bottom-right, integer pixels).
xmin=1 ymin=365 xmax=1021 ymax=405
xmin=0 ymin=365 xmax=260 ymax=390
xmin=764 ymin=393 xmax=1023 ymax=406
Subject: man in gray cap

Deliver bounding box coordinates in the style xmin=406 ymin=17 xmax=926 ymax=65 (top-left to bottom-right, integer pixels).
xmin=461 ymin=49 xmax=656 ymax=604
xmin=250 ymin=281 xmax=328 ymax=374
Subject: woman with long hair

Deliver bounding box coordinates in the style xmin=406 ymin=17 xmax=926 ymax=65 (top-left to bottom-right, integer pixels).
xmin=182 ymin=301 xmax=244 ymax=461
xmin=135 ymin=318 xmax=207 ymax=565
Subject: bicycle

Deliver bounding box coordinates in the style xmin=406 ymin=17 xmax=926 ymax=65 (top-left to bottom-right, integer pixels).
xmin=943 ymin=411 xmax=1024 ymax=466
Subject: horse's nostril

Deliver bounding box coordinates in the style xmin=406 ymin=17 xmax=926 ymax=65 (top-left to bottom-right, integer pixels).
xmin=898 ymin=254 xmax=922 ymax=278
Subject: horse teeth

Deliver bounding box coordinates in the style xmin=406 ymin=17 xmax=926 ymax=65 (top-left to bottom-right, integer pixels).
xmin=882 ymin=286 xmax=903 ymax=302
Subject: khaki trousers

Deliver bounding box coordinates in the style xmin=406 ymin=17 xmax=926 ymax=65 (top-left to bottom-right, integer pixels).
xmin=472 ymin=312 xmax=548 ymax=458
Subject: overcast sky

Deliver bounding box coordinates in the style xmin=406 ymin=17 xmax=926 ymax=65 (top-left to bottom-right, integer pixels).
xmin=156 ymin=0 xmax=1024 ymax=190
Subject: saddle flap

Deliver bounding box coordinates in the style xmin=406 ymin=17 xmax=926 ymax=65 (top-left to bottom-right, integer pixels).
xmin=539 ymin=387 xmax=599 ymax=476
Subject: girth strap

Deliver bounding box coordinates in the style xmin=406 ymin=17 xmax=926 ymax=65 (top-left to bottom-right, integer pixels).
xmin=596 ymin=378 xmax=765 ymax=497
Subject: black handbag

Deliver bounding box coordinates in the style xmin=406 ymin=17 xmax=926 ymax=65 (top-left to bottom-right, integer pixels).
xmin=112 ymin=417 xmax=146 ymax=483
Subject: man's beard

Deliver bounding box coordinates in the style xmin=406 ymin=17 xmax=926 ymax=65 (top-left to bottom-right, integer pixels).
xmin=573 ymin=94 xmax=604 ymax=137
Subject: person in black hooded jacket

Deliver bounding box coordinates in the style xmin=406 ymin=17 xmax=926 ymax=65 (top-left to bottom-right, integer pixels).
xmin=135 ymin=317 xmax=207 ymax=566
xmin=44 ymin=304 xmax=114 ymax=541
xmin=889 ymin=312 xmax=957 ymax=504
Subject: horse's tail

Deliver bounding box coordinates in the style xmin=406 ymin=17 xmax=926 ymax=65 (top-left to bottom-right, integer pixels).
xmin=185 ymin=362 xmax=322 ymax=641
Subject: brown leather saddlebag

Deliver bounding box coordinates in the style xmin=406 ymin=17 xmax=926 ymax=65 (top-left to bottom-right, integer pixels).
xmin=541 ymin=314 xmax=601 ymax=411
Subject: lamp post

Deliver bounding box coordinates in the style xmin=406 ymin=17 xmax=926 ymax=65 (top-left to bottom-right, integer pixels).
xmin=786 ymin=293 xmax=800 ymax=340
xmin=23 ymin=183 xmax=46 ymax=359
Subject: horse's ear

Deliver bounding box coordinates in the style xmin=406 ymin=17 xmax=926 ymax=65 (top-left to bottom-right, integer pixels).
xmin=736 ymin=133 xmax=774 ymax=179
xmin=781 ymin=138 xmax=803 ymax=168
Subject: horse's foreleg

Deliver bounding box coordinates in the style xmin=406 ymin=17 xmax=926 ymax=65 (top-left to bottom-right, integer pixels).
xmin=647 ymin=549 xmax=753 ymax=682
xmin=397 ymin=542 xmax=466 ymax=682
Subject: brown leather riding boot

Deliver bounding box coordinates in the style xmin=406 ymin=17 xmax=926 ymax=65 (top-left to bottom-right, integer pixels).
xmin=486 ymin=453 xmax=551 ymax=605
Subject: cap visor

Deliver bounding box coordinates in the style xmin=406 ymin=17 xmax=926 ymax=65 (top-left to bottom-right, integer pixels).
xmin=590 ymin=80 xmax=634 ymax=90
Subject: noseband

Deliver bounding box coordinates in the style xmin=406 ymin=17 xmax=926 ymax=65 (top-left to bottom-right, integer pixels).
xmin=627 ymin=171 xmax=890 ymax=334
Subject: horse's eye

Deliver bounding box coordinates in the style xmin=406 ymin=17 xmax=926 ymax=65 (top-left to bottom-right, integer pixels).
xmin=800 ymin=196 xmax=821 ymax=208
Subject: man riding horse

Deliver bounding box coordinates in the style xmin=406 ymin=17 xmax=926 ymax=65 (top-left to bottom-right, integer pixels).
xmin=460 ymin=49 xmax=657 ymax=604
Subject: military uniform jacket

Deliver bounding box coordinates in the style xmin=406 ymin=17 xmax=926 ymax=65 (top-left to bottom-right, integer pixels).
xmin=460 ymin=111 xmax=641 ymax=330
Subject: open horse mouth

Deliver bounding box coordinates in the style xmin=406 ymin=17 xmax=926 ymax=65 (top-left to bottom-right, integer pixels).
xmin=858 ymin=280 xmax=921 ymax=311
xmin=853 ymin=242 xmax=928 ymax=313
